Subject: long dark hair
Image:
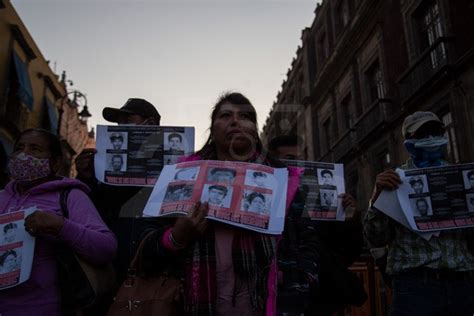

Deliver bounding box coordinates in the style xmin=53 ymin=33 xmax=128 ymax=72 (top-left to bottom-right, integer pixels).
xmin=196 ymin=92 xmax=264 ymax=160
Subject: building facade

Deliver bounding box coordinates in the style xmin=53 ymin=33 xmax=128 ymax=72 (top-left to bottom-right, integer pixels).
xmin=262 ymin=0 xmax=474 ymax=314
xmin=0 ymin=0 xmax=92 ymax=180
xmin=262 ymin=0 xmax=474 ymax=209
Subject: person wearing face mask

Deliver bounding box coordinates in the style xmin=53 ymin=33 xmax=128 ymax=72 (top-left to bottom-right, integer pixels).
xmin=0 ymin=129 xmax=117 ymax=315
xmin=363 ymin=111 xmax=474 ymax=315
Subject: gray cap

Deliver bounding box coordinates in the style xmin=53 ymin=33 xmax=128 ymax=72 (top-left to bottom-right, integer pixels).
xmin=402 ymin=111 xmax=443 ymax=138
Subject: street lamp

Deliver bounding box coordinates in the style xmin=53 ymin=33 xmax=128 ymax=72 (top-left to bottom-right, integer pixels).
xmin=57 ymin=89 xmax=92 ymax=134
xmin=78 ymin=105 xmax=92 ymax=120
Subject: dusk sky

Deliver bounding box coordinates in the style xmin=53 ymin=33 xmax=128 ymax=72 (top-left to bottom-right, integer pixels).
xmin=12 ymin=0 xmax=318 ymax=148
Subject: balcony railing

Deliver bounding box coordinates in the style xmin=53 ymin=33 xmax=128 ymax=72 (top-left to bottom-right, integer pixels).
xmin=399 ymin=37 xmax=454 ymax=100
xmin=353 ymin=99 xmax=392 ymax=144
xmin=319 ymin=99 xmax=392 ymax=162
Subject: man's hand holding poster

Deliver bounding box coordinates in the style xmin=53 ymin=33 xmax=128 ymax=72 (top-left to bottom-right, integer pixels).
xmin=282 ymin=160 xmax=346 ymax=221
xmin=95 ymin=125 xmax=195 ymax=187
xmin=0 ymin=207 xmax=36 ymax=289
xmin=396 ymin=163 xmax=474 ymax=232
xmin=143 ymin=160 xmax=288 ymax=234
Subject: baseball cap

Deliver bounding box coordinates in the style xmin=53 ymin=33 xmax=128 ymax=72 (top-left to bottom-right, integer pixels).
xmin=402 ymin=111 xmax=443 ymax=138
xmin=102 ymin=98 xmax=161 ymax=123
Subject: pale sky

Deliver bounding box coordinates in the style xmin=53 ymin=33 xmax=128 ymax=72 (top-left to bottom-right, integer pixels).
xmin=12 ymin=0 xmax=318 ymax=149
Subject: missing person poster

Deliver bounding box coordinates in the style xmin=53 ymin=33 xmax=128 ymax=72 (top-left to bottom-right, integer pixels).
xmin=396 ymin=163 xmax=474 ymax=232
xmin=143 ymin=160 xmax=289 ymax=234
xmin=0 ymin=207 xmax=36 ymax=290
xmin=95 ymin=125 xmax=195 ymax=186
xmin=282 ymin=160 xmax=346 ymax=221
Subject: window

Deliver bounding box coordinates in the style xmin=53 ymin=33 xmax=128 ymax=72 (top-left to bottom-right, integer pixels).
xmin=442 ymin=112 xmax=459 ymax=163
xmin=12 ymin=52 xmax=34 ymax=110
xmin=322 ymin=119 xmax=331 ymax=153
xmin=318 ymin=33 xmax=329 ymax=65
xmin=341 ymin=93 xmax=352 ymax=131
xmin=341 ymin=1 xmax=350 ymax=26
xmin=417 ymin=1 xmax=447 ymax=68
xmin=418 ymin=1 xmax=443 ymax=51
xmin=336 ymin=0 xmax=350 ymax=33
xmin=365 ymin=60 xmax=385 ymax=104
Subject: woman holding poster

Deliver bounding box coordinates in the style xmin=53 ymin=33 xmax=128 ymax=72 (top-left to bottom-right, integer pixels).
xmin=0 ymin=129 xmax=117 ymax=315
xmin=141 ymin=93 xmax=320 ymax=316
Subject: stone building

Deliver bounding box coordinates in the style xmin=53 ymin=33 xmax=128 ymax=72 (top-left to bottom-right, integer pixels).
xmin=0 ymin=0 xmax=93 ymax=180
xmin=262 ymin=0 xmax=474 ymax=208
xmin=262 ymin=0 xmax=474 ymax=313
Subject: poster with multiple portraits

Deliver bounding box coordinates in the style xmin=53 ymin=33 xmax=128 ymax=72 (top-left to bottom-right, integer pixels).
xmin=0 ymin=207 xmax=36 ymax=290
xmin=95 ymin=125 xmax=195 ymax=186
xmin=282 ymin=160 xmax=346 ymax=221
xmin=143 ymin=160 xmax=289 ymax=234
xmin=396 ymin=163 xmax=474 ymax=232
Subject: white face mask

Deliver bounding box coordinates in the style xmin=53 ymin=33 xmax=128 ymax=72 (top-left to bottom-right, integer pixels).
xmin=411 ymin=136 xmax=448 ymax=152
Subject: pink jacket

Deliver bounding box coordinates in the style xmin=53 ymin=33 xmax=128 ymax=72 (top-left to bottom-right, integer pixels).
xmin=0 ymin=178 xmax=117 ymax=316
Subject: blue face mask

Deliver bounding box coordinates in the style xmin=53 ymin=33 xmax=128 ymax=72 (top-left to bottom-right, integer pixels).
xmin=404 ymin=136 xmax=448 ymax=168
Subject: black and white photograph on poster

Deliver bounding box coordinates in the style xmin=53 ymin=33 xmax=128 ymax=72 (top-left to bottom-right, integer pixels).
xmin=320 ymin=189 xmax=338 ymax=208
xmin=0 ymin=207 xmax=36 ymax=289
xmin=200 ymin=184 xmax=233 ymax=208
xmin=164 ymin=155 xmax=180 ymax=166
xmin=241 ymin=190 xmax=271 ymax=215
xmin=207 ymin=167 xmax=236 ymax=184
xmin=282 ymin=159 xmax=346 ymax=221
xmin=163 ymin=183 xmax=194 ymax=202
xmin=0 ymin=248 xmax=22 ymax=274
xmin=466 ymin=194 xmax=474 ymax=212
xmin=107 ymin=132 xmax=127 ymax=151
xmin=410 ymin=197 xmax=433 ymax=217
xmin=408 ymin=175 xmax=428 ymax=195
xmin=1 ymin=221 xmax=20 ymax=245
xmin=95 ymin=125 xmax=194 ymax=187
xmin=396 ymin=163 xmax=474 ymax=232
xmin=317 ymin=168 xmax=336 ymax=186
xmin=164 ymin=132 xmax=186 ymax=154
xmin=143 ymin=160 xmax=289 ymax=234
xmin=244 ymin=170 xmax=275 ymax=189
xmin=106 ymin=153 xmax=127 ymax=172
xmin=463 ymin=169 xmax=474 ymax=190
xmin=173 ymin=167 xmax=200 ymax=181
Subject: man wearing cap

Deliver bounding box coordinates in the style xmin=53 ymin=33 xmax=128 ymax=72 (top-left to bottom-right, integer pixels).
xmin=363 ymin=111 xmax=474 ymax=315
xmin=102 ymin=98 xmax=161 ymax=125
xmin=79 ymin=98 xmax=165 ymax=314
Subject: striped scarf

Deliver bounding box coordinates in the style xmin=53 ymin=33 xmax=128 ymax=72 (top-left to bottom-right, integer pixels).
xmin=184 ymin=228 xmax=276 ymax=315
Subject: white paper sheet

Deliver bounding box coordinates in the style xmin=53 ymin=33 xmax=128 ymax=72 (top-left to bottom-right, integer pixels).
xmin=95 ymin=125 xmax=195 ymax=186
xmin=0 ymin=207 xmax=36 ymax=289
xmin=143 ymin=160 xmax=288 ymax=234
xmin=396 ymin=163 xmax=474 ymax=232
xmin=282 ymin=159 xmax=346 ymax=221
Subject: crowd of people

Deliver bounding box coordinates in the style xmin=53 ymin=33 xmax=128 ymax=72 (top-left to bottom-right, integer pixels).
xmin=0 ymin=92 xmax=472 ymax=316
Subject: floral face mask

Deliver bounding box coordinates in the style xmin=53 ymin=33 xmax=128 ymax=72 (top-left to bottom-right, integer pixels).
xmin=8 ymin=152 xmax=51 ymax=182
